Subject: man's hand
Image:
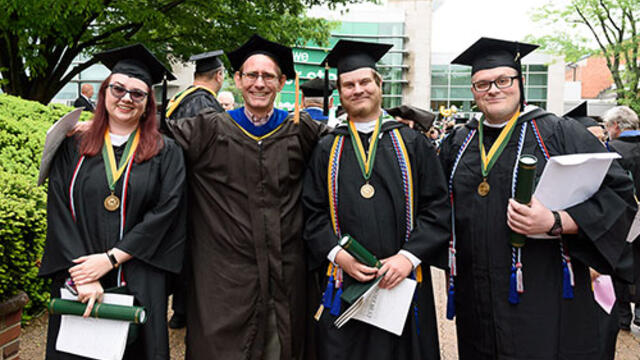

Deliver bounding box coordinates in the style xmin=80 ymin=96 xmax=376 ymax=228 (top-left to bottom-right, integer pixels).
xmin=69 ymin=253 xmax=112 ymax=285
xmin=75 ymin=281 xmax=104 ymax=317
xmin=377 ymin=254 xmax=413 ymax=289
xmin=335 ymin=250 xmax=378 ymax=283
xmin=507 ymin=197 xmax=555 ymax=235
xmin=67 ymin=121 xmax=91 ymax=136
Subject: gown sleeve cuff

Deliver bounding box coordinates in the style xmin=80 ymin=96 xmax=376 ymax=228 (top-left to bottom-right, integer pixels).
xmin=327 ymin=245 xmax=342 ymax=264
xmin=398 ymin=250 xmax=421 ymax=269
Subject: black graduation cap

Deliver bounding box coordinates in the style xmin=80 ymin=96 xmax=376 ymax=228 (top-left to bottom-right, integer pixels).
xmin=94 ymin=44 xmax=176 ymax=87
xmin=451 ymin=37 xmax=538 ymax=111
xmin=386 ymin=105 xmax=436 ymax=132
xmin=227 ymin=34 xmax=296 ymax=79
xmin=451 ymin=37 xmax=538 ymax=75
xmin=322 ymin=40 xmax=393 ymax=75
xmin=300 ymin=77 xmax=335 ymax=97
xmin=95 ymin=43 xmax=176 ymax=133
xmin=563 ymin=101 xmax=600 ymax=128
xmin=190 ymin=50 xmax=224 ymax=73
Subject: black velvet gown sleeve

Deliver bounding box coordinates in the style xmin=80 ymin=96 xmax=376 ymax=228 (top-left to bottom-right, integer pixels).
xmin=549 ymin=118 xmax=637 ymax=281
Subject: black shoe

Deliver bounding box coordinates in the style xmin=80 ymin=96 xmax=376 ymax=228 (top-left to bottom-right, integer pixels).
xmin=620 ymin=322 xmax=631 ymax=331
xmin=169 ymin=314 xmax=186 ymax=329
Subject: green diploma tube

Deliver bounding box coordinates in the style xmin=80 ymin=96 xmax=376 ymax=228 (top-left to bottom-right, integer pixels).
xmin=510 ymin=154 xmax=538 ymax=248
xmin=48 ymin=298 xmax=147 ymax=324
xmin=339 ymin=235 xmax=382 ymax=268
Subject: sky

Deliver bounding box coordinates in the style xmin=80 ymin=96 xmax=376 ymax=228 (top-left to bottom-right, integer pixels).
xmin=431 ymin=0 xmax=571 ymax=54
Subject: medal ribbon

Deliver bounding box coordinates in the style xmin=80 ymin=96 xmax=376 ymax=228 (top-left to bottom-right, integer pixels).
xmin=347 ymin=115 xmax=383 ymax=181
xmin=478 ymin=111 xmax=520 ymax=177
xmin=102 ymin=129 xmax=140 ymax=192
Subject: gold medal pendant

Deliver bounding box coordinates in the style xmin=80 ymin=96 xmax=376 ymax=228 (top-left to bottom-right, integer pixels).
xmin=104 ymin=193 xmax=120 ymax=211
xmin=477 ymin=179 xmax=490 ymax=197
xmin=360 ymin=183 xmax=375 ymax=199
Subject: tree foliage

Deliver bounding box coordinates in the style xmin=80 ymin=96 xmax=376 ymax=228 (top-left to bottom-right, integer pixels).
xmin=527 ymin=0 xmax=640 ymax=113
xmin=0 ymin=0 xmax=366 ymax=104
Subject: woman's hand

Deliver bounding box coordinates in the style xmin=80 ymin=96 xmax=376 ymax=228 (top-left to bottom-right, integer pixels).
xmin=69 ymin=253 xmax=113 ymax=285
xmin=75 ymin=281 xmax=104 ymax=317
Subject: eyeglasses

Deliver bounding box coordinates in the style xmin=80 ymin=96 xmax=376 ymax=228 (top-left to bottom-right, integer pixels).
xmin=108 ymin=84 xmax=148 ymax=103
xmin=240 ymin=72 xmax=279 ymax=84
xmin=472 ymin=75 xmax=519 ymax=92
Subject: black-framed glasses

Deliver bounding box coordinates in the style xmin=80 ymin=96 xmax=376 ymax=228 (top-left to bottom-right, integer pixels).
xmin=240 ymin=72 xmax=278 ymax=83
xmin=472 ymin=75 xmax=519 ymax=92
xmin=108 ymin=84 xmax=148 ymax=103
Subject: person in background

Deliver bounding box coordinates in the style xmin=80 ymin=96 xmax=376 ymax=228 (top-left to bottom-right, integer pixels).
xmin=563 ymin=101 xmax=607 ymax=143
xmin=604 ymin=105 xmax=640 ymax=332
xmin=218 ymin=90 xmax=236 ymax=111
xmin=166 ymin=50 xmax=225 ymax=121
xmin=300 ymin=77 xmax=335 ymax=124
xmin=73 ymin=83 xmax=96 ymax=112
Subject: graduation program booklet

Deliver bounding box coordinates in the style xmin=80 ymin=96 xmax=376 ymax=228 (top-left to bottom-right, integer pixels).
xmin=334 ymin=277 xmax=417 ymax=336
xmin=531 ymin=152 xmax=621 ymax=239
xmin=38 ymin=108 xmax=83 ymax=186
xmin=56 ymin=288 xmax=133 ymax=360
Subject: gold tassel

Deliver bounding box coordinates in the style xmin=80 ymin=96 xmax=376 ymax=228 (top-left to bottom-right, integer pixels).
xmin=416 ymin=265 xmax=423 ymax=283
xmin=293 ymin=73 xmax=300 ymax=124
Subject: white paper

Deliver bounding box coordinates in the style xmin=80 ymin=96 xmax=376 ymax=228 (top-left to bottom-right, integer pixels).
xmin=626 ymin=208 xmax=640 ymax=243
xmin=529 ymin=153 xmax=620 ymax=239
xmin=38 ymin=108 xmax=83 ymax=186
xmin=335 ymin=278 xmax=417 ymax=336
xmin=534 ymin=153 xmax=620 ymax=211
xmin=56 ymin=289 xmax=132 ymax=360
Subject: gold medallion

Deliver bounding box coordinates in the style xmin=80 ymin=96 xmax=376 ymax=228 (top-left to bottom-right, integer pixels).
xmin=360 ymin=183 xmax=375 ymax=199
xmin=104 ymin=193 xmax=120 ymax=211
xmin=477 ymin=180 xmax=490 ymax=197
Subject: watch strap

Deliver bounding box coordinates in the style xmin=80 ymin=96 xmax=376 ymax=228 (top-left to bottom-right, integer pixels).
xmin=547 ymin=211 xmax=563 ymax=236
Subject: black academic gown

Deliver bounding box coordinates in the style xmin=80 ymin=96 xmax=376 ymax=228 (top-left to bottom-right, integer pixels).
xmin=438 ymin=106 xmax=637 ymax=360
xmin=169 ymin=87 xmax=224 ymax=121
xmin=303 ymin=120 xmax=451 ymax=360
xmin=39 ymin=135 xmax=187 ymax=359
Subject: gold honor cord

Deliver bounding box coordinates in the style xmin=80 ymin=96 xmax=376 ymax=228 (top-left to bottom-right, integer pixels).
xmin=347 ymin=115 xmax=383 ymax=198
xmin=477 ymin=111 xmax=520 ymax=196
xmin=102 ymin=129 xmax=140 ymax=211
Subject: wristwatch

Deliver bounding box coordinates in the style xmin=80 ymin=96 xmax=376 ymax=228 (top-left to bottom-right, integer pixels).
xmin=106 ymin=251 xmax=119 ymax=269
xmin=547 ymin=211 xmax=563 ymax=236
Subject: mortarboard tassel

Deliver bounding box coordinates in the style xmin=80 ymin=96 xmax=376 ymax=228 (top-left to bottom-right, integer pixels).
xmin=508 ymin=265 xmax=520 ymax=304
xmin=329 ymin=287 xmax=343 ymax=316
xmin=562 ymin=261 xmax=574 ymax=299
xmin=293 ymin=73 xmax=300 ymax=124
xmin=446 ymin=283 xmax=455 ymax=320
xmin=160 ymin=75 xmax=169 ymax=134
xmin=322 ymin=264 xmax=334 ymax=308
xmin=323 ymin=63 xmax=330 ymax=117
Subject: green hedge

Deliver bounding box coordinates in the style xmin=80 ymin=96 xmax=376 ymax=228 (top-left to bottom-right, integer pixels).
xmin=0 ymin=93 xmax=90 ymax=318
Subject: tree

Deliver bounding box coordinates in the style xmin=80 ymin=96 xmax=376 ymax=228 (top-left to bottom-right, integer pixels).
xmin=0 ymin=0 xmax=365 ymax=104
xmin=527 ymin=0 xmax=640 ymax=113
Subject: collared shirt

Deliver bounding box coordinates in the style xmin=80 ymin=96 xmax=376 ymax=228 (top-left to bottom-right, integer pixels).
xmin=244 ymin=107 xmax=274 ymax=127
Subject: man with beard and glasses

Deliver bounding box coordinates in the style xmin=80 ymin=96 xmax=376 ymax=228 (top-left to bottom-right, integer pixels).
xmin=303 ymin=40 xmax=450 ymax=360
